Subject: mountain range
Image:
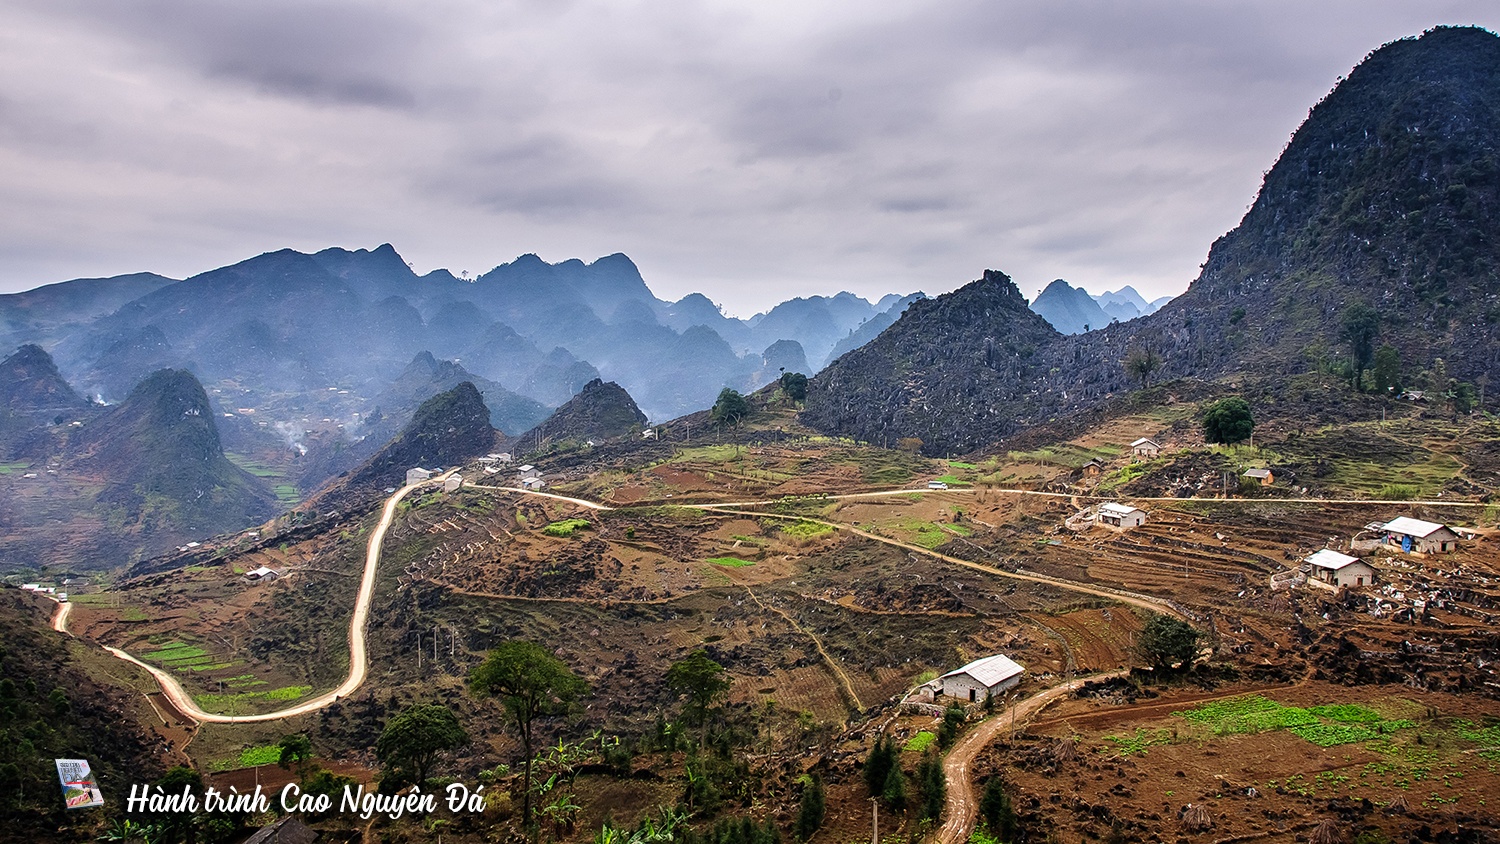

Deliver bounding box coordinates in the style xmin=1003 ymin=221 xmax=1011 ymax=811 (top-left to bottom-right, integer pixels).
xmin=1028 ymin=281 xmax=1172 ymax=335
xmin=804 ymin=26 xmax=1500 ymax=454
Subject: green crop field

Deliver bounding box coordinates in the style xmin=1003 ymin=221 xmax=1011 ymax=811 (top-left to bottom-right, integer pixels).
xmin=541 ymin=518 xmax=591 ymax=537
xmin=706 ymin=557 xmax=756 ymax=567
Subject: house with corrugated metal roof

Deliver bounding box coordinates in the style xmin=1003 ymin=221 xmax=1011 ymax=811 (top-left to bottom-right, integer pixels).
xmin=1380 ymin=517 xmax=1460 ymax=554
xmin=936 ymin=654 xmax=1025 ymax=703
xmin=1304 ymin=549 xmax=1375 ymax=589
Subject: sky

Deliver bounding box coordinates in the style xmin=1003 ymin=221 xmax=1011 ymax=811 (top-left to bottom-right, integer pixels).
xmin=1 ymin=3 xmax=1497 ymax=317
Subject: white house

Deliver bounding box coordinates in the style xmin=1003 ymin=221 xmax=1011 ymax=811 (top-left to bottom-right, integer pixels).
xmin=517 ymin=464 xmax=539 ymax=480
xmin=1305 ymin=549 xmax=1376 ymax=589
xmin=244 ymin=566 xmax=281 ymax=582
xmin=936 ymin=654 xmax=1025 ymax=703
xmin=406 ymin=467 xmax=433 ymax=485
xmin=1131 ymin=438 xmax=1161 ymax=460
xmin=443 ymin=475 xmax=463 ymax=493
xmin=1380 ymin=517 xmax=1460 ymax=555
xmin=1097 ymin=502 xmax=1147 ymax=530
xmin=521 ymin=476 xmax=546 ymax=490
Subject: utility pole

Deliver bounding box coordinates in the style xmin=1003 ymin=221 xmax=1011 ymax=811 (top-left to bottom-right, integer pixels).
xmin=870 ymin=796 xmax=878 ymax=844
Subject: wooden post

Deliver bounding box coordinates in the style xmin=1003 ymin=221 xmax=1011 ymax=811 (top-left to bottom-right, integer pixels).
xmin=870 ymin=796 xmax=878 ymax=844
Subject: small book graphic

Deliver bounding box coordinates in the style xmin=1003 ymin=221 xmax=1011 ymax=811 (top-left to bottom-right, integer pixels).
xmin=56 ymin=759 xmax=105 ymax=809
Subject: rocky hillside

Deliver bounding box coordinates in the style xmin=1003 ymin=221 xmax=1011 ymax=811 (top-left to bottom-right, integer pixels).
xmin=802 ymin=270 xmax=1064 ymax=454
xmin=805 ymin=27 xmax=1500 ymax=454
xmin=515 ymin=378 xmax=647 ymax=453
xmin=72 ymin=369 xmax=276 ymax=539
xmin=0 ymin=588 xmax=165 ymax=840
xmin=0 ymin=344 xmax=89 ymax=413
xmin=348 ymin=381 xmax=499 ymax=489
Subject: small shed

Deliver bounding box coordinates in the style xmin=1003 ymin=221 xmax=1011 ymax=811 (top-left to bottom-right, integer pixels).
xmin=1097 ymin=502 xmax=1147 ymax=530
xmin=244 ymin=566 xmax=281 ymax=582
xmin=1130 ymin=438 xmax=1161 ymax=460
xmin=521 ymin=476 xmax=546 ymax=490
xmin=443 ymin=474 xmax=463 ymax=493
xmin=1243 ymin=468 xmax=1274 ymax=486
xmin=1380 ymin=517 xmax=1460 ymax=554
xmin=937 ymin=654 xmax=1025 ymax=703
xmin=1305 ymin=549 xmax=1375 ymax=589
xmin=406 ymin=467 xmax=432 ymax=485
xmin=1081 ymin=458 xmax=1105 ymax=477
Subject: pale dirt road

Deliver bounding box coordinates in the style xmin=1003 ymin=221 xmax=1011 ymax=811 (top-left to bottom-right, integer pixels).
xmin=935 ymin=670 xmax=1129 ymax=844
xmin=689 ymin=505 xmax=1189 ymax=621
xmin=54 ymin=476 xmax=438 ymax=724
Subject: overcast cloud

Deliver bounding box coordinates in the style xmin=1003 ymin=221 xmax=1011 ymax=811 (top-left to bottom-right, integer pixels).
xmin=1 ymin=2 xmax=1496 ymax=315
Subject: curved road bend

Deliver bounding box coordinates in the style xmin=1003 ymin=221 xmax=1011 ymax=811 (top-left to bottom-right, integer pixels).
xmin=935 ymin=670 xmax=1129 ymax=844
xmin=55 ymin=475 xmax=441 ymax=724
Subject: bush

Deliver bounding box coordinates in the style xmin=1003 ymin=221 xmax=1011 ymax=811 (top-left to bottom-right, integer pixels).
xmin=1202 ymin=397 xmax=1254 ymax=444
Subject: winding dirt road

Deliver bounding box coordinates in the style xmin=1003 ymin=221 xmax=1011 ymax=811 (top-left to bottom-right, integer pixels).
xmin=934 ymin=670 xmax=1129 ymax=844
xmin=53 ymin=476 xmax=437 ymax=724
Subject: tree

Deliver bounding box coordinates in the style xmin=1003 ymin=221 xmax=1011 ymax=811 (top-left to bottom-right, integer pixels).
xmin=1447 ymin=381 xmax=1478 ymax=415
xmin=1202 ymin=397 xmax=1254 ymax=445
xmin=665 ymin=650 xmax=731 ymax=745
xmin=375 ymin=703 xmax=468 ymax=789
xmin=277 ymin=733 xmax=314 ymax=774
xmin=1135 ymin=614 xmax=1201 ymax=673
xmin=469 ymin=641 xmax=588 ymax=825
xmin=779 ymin=372 xmax=809 ymax=403
xmin=863 ymin=735 xmax=897 ymax=797
xmin=979 ymin=777 xmax=1017 ymax=841
xmin=937 ymin=703 xmax=966 ymax=749
xmin=1339 ymin=302 xmax=1381 ymax=390
xmin=881 ymin=764 xmax=908 ymax=812
xmin=711 ymin=388 xmax=751 ymax=425
xmin=917 ymin=751 xmax=945 ymax=822
xmin=794 ymin=775 xmax=826 ymax=840
xmin=1371 ymin=345 xmax=1402 ymax=395
xmin=1124 ymin=346 xmax=1162 ymax=388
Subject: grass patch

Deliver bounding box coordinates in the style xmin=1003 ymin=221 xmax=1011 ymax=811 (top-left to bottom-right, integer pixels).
xmin=779 ymin=520 xmax=834 ymax=540
xmin=1103 ymin=728 xmax=1172 ymax=756
xmin=931 ymin=474 xmax=971 ymax=487
xmin=541 ymin=518 xmax=591 ymax=537
xmin=264 ymin=685 xmax=312 ymax=701
xmin=706 ymin=557 xmax=756 ymax=567
xmin=273 ymin=484 xmax=299 ymax=505
xmin=225 ymin=453 xmax=282 ymax=478
xmin=904 ymin=731 xmax=937 ymax=753
xmin=1309 ymin=704 xmax=1383 ymax=723
xmin=942 ymin=523 xmax=973 ymax=536
xmin=144 ymin=642 xmax=210 ymax=663
xmin=947 ymin=461 xmax=978 ymax=470
xmin=0 ymin=461 xmax=31 ymax=475
xmin=1178 ymin=695 xmax=1320 ymax=735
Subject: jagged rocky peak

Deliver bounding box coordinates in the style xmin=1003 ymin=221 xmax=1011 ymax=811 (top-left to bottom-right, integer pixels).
xmin=351 ymin=381 xmax=498 ymax=488
xmin=517 ymin=378 xmax=648 ymax=451
xmin=0 ymin=344 xmax=88 ymax=410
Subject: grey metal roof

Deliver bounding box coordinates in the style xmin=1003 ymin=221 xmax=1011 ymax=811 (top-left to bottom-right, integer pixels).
xmin=1306 ymin=549 xmax=1362 ymax=570
xmin=941 ymin=653 xmax=1024 ymax=688
xmin=1381 ymin=517 xmax=1450 ymax=538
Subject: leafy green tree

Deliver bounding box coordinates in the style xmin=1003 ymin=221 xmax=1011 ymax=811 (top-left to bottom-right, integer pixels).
xmin=1371 ymin=345 xmax=1402 ymax=395
xmin=794 ymin=774 xmax=826 ymax=840
xmin=711 ymin=388 xmax=751 ymax=424
xmin=979 ymin=777 xmax=1017 ymax=841
xmin=917 ymin=751 xmax=945 ymax=822
xmin=375 ymin=703 xmax=468 ymax=790
xmin=881 ymin=764 xmax=907 ymax=812
xmin=666 ymin=650 xmax=731 ymax=745
xmin=469 ymin=641 xmax=588 ymax=825
xmin=1135 ymin=614 xmax=1201 ymax=673
xmin=937 ymin=703 xmax=966 ymax=749
xmin=1202 ymin=397 xmax=1254 ymax=444
xmin=862 ymin=735 xmax=897 ymax=797
xmin=1339 ymin=302 xmax=1381 ymax=389
xmin=779 ymin=372 xmax=809 ymax=403
xmin=277 ymin=733 xmax=314 ymax=774
xmin=1124 ymin=347 xmax=1162 ymax=388
xmin=1447 ymin=381 xmax=1478 ymax=415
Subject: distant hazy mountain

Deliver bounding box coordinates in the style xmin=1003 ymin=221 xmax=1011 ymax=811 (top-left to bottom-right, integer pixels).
xmin=1030 ymin=279 xmax=1111 ymax=335
xmin=824 ymin=292 xmax=925 ymax=366
xmin=1089 ymin=286 xmax=1174 ymax=323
